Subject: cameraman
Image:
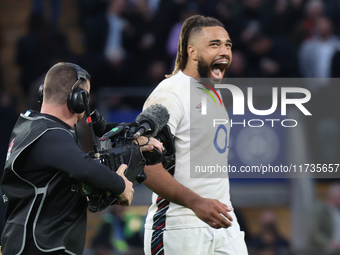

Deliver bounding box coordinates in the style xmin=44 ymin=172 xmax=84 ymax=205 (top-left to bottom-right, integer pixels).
xmin=0 ymin=62 xmax=162 ymax=255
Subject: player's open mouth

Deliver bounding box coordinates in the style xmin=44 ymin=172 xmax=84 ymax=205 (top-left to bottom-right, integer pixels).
xmin=210 ymin=60 xmax=229 ymax=79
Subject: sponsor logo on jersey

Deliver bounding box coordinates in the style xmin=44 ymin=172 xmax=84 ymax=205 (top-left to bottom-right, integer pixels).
xmin=196 ymin=103 xmax=202 ymax=112
xmin=196 ymin=82 xmax=223 ymax=106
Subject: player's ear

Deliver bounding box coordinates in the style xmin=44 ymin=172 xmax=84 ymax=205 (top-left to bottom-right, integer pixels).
xmin=187 ymin=45 xmax=198 ymax=61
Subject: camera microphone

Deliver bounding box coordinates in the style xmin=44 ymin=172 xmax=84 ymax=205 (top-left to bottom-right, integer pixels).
xmin=134 ymin=104 xmax=169 ymax=138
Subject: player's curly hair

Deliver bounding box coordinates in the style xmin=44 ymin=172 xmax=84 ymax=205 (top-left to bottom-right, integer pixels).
xmin=166 ymin=15 xmax=224 ymax=78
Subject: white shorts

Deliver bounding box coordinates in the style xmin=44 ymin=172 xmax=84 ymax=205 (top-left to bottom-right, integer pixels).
xmin=144 ymin=212 xmax=248 ymax=255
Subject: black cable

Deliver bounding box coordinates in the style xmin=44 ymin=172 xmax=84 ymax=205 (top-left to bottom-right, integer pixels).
xmin=81 ymin=91 xmax=99 ymax=154
xmin=137 ymin=136 xmax=150 ymax=147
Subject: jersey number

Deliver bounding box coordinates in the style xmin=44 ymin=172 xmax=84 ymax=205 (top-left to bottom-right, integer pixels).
xmin=214 ymin=124 xmax=229 ymax=154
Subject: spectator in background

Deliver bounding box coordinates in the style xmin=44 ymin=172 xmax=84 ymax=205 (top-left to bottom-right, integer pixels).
xmin=308 ymin=183 xmax=340 ymax=255
xmin=81 ymin=0 xmax=134 ymax=91
xmin=16 ymin=12 xmax=51 ymax=95
xmin=166 ymin=20 xmax=183 ymax=67
xmin=125 ymin=0 xmax=167 ymax=86
xmin=249 ymin=210 xmax=289 ymax=255
xmin=32 ymin=0 xmax=61 ymax=31
xmin=132 ymin=0 xmax=198 ymax=83
xmin=166 ymin=6 xmax=199 ymax=67
xmin=227 ymin=50 xmax=252 ymax=77
xmin=291 ymin=0 xmax=328 ymax=47
xmin=264 ymin=0 xmax=304 ymax=38
xmin=0 ymin=94 xmax=18 ymax=245
xmin=245 ymin=31 xmax=300 ymax=77
xmin=306 ymin=76 xmax=340 ymax=165
xmin=148 ymin=0 xmax=190 ymax=58
xmin=127 ymin=0 xmax=156 ymax=55
xmin=82 ymin=0 xmax=208 ymax=91
xmin=91 ymin=206 xmax=145 ymax=255
xmin=16 ymin=12 xmax=74 ymax=95
xmin=213 ymin=0 xmax=243 ymax=42
xmin=104 ymin=0 xmax=128 ymax=68
xmin=145 ymin=59 xmax=168 ymax=87
xmin=301 ymin=0 xmax=325 ymax=39
xmin=298 ymin=16 xmax=340 ymax=80
xmin=255 ymin=247 xmax=278 ymax=255
xmin=0 ymin=93 xmax=19 ymax=171
xmin=0 ymin=27 xmax=18 ymax=244
xmin=229 ymin=0 xmax=271 ymax=48
xmin=331 ymin=47 xmax=340 ymax=77
xmin=0 ymin=25 xmax=3 ymax=92
xmin=325 ymin=0 xmax=340 ymax=35
xmin=0 ymin=25 xmax=18 ymax=172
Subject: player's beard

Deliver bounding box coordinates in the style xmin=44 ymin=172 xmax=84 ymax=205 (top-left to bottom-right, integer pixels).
xmin=197 ymin=56 xmax=227 ymax=86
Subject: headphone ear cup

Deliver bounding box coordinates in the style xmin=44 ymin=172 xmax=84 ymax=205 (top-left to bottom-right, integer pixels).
xmin=67 ymin=87 xmax=88 ymax=113
xmin=38 ymin=84 xmax=44 ymax=106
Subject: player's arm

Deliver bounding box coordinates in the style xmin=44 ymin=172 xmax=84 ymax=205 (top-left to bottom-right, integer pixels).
xmin=144 ymin=163 xmax=233 ymax=229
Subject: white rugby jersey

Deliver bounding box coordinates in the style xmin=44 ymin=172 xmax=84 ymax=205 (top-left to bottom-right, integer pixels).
xmin=143 ymin=71 xmax=231 ymax=230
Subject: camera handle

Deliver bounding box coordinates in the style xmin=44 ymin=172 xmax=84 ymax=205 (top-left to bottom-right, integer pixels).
xmin=81 ymin=91 xmax=100 ymax=158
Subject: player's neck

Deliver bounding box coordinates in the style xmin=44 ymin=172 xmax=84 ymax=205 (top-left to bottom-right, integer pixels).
xmin=183 ymin=63 xmax=200 ymax=80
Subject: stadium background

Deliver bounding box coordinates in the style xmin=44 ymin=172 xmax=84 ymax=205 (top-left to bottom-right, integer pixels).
xmin=0 ymin=0 xmax=339 ymax=254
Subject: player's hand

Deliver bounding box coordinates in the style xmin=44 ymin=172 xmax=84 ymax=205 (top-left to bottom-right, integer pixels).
xmin=137 ymin=136 xmax=164 ymax=152
xmin=190 ymin=197 xmax=233 ymax=229
xmin=116 ymin=164 xmax=134 ymax=206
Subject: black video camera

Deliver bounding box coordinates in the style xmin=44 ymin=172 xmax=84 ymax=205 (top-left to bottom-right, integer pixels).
xmin=84 ymin=111 xmax=175 ymax=212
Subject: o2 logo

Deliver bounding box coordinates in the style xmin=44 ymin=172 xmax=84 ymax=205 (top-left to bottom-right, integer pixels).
xmin=214 ymin=124 xmax=229 ymax=154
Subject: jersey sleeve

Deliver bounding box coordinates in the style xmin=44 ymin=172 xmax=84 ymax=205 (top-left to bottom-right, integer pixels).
xmin=33 ymin=129 xmax=126 ymax=194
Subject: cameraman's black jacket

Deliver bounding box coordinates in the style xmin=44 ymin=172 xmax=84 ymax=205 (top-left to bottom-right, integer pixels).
xmin=1 ymin=111 xmax=114 ymax=255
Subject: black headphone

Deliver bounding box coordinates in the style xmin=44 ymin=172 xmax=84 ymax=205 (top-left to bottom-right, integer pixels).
xmin=38 ymin=63 xmax=91 ymax=114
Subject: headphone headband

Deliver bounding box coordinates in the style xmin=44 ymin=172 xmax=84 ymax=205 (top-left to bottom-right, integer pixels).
xmin=66 ymin=62 xmax=90 ymax=83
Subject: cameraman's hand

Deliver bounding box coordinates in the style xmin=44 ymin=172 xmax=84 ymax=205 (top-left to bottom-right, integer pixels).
xmin=116 ymin=164 xmax=134 ymax=206
xmin=137 ymin=137 xmax=164 ymax=152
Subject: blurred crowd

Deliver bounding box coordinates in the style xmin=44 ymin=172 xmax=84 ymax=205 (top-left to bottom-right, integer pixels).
xmin=76 ymin=0 xmax=340 ymax=90
xmin=0 ymin=0 xmax=340 ymax=111
xmin=1 ymin=0 xmax=338 ymax=122
xmin=9 ymin=0 xmax=340 ymax=101
xmin=0 ymin=0 xmax=340 ymax=254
